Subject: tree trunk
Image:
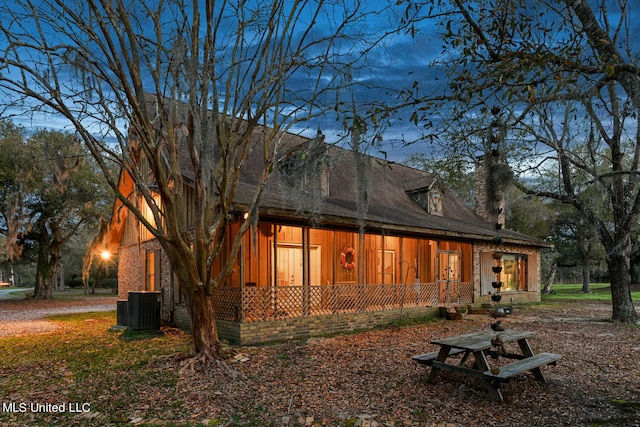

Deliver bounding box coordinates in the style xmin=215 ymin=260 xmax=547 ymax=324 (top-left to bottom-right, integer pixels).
xmin=184 ymin=287 xmax=219 ymax=359
xmin=32 ymin=221 xmax=65 ymax=300
xmin=543 ymin=262 xmax=557 ymax=294
xmin=581 ymin=258 xmax=591 ymax=294
xmin=33 ymin=242 xmax=54 ymax=299
xmin=58 ymin=267 xmax=65 ymax=290
xmin=34 ymin=251 xmax=62 ymax=299
xmin=607 ymin=254 xmax=638 ymax=323
xmin=34 ymin=273 xmax=53 ymax=299
xmin=629 ymin=242 xmax=640 ymax=285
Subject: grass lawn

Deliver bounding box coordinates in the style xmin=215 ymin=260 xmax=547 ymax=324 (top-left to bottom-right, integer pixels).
xmin=541 ymin=282 xmax=640 ymax=302
xmin=0 ymin=312 xmax=192 ymax=426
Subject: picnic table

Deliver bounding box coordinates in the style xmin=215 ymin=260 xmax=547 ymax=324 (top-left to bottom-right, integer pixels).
xmin=412 ymin=329 xmax=561 ymax=402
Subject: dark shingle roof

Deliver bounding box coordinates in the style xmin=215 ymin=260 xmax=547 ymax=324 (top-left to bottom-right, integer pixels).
xmin=232 ymin=134 xmax=548 ymax=247
xmin=145 ymin=94 xmax=547 ymax=247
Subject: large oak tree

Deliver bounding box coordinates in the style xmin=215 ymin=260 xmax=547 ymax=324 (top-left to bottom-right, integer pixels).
xmin=0 ymin=121 xmax=109 ymax=298
xmin=406 ymin=0 xmax=638 ymax=322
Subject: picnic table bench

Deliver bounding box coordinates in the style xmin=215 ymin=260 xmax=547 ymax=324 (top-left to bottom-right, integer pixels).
xmin=483 ymin=352 xmax=561 ymax=381
xmin=411 ymin=348 xmax=466 ymax=366
xmin=413 ymin=329 xmax=561 ymax=402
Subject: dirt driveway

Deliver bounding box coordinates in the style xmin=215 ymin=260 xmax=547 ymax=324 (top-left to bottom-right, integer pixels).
xmin=0 ymin=288 xmax=117 ymax=338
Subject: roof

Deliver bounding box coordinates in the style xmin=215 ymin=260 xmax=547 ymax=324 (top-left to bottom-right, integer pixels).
xmin=232 ymin=133 xmax=549 ymax=248
xmin=118 ymin=95 xmax=549 ymax=248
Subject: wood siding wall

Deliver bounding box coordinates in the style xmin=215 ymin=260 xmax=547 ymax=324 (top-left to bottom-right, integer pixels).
xmin=224 ymin=223 xmax=475 ymax=289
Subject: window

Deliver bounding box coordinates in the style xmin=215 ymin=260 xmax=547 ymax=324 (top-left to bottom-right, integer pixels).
xmin=140 ymin=193 xmax=161 ymax=241
xmin=499 ymin=254 xmax=528 ymax=292
xmin=481 ymin=252 xmax=531 ymax=295
xmin=428 ymin=187 xmax=442 ymax=215
xmin=275 ymin=244 xmax=303 ymax=286
xmin=438 ymin=251 xmax=459 ymax=281
xmin=437 ymin=250 xmax=460 ymax=304
xmin=274 ymin=243 xmax=322 ymax=286
xmin=146 ymin=249 xmax=160 ymax=291
xmin=377 ymin=249 xmax=396 ymax=284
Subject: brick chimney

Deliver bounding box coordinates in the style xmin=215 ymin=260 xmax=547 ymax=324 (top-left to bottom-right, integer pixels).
xmin=475 ymin=106 xmax=511 ymax=230
xmin=475 ymin=155 xmax=506 ymax=229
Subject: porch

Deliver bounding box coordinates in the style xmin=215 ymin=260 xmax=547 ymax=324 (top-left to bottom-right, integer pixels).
xmin=212 ymin=281 xmax=473 ymax=322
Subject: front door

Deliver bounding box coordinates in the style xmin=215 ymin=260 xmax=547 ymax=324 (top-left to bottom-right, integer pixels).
xmin=437 ymin=250 xmax=460 ymax=305
xmin=274 ymin=244 xmax=322 ymax=314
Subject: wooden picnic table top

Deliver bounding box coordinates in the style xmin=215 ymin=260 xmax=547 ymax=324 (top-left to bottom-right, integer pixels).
xmin=423 ymin=329 xmax=561 ymax=401
xmin=430 ymin=330 xmax=535 ymax=352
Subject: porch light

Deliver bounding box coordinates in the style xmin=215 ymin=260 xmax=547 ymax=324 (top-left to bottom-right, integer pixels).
xmin=101 ymin=250 xmax=111 ymax=260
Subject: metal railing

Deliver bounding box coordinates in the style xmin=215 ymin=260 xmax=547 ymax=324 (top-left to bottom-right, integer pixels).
xmin=212 ymin=281 xmax=473 ymax=322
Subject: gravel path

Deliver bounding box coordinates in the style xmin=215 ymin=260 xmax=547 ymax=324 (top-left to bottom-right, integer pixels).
xmin=0 ymin=290 xmax=117 ymax=338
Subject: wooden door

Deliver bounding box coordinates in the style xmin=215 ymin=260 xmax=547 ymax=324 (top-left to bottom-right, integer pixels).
xmin=437 ymin=250 xmax=460 ymax=305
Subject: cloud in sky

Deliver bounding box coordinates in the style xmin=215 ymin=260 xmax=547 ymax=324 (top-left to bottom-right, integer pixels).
xmin=17 ymin=0 xmax=639 ymax=164
xmin=281 ymin=2 xmax=447 ymax=160
xmin=1 ymin=0 xmax=445 ymax=162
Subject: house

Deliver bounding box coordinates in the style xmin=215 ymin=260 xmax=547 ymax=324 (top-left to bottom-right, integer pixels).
xmin=106 ymin=123 xmax=550 ymax=345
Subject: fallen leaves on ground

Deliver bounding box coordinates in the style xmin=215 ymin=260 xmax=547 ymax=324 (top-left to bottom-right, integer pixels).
xmin=174 ymin=302 xmax=640 ymax=426
xmin=1 ymin=294 xmax=639 ymax=426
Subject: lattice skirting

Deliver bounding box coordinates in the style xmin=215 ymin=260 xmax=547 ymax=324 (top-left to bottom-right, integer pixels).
xmin=212 ymin=282 xmax=473 ymax=322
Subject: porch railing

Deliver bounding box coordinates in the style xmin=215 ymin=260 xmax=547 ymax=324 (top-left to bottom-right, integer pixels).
xmin=212 ymin=282 xmax=473 ymax=322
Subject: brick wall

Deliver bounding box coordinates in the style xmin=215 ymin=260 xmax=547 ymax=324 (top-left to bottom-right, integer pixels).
xmin=169 ymin=303 xmax=440 ymax=345
xmin=118 ymin=241 xmax=174 ymax=322
xmin=174 ymin=303 xmax=191 ymax=330
xmin=117 ymin=244 xmax=145 ymax=300
xmin=215 ymin=306 xmax=440 ymax=345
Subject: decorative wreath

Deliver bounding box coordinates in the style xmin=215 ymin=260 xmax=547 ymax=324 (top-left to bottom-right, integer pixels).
xmin=339 ymin=245 xmax=356 ymax=272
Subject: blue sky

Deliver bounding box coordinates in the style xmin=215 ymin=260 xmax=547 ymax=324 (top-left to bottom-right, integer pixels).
xmin=3 ymin=1 xmax=637 ymax=164
xmin=0 ymin=0 xmax=445 ymax=162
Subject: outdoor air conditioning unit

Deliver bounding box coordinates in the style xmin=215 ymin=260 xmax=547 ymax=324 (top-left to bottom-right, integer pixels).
xmin=116 ymin=300 xmax=128 ymax=326
xmin=127 ymin=291 xmax=161 ymax=331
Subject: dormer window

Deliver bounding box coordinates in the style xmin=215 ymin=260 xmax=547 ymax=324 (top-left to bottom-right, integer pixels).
xmin=404 ymin=178 xmax=443 ymax=216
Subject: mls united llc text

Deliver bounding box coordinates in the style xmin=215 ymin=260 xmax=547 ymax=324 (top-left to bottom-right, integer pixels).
xmin=2 ymin=402 xmax=91 ymax=413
